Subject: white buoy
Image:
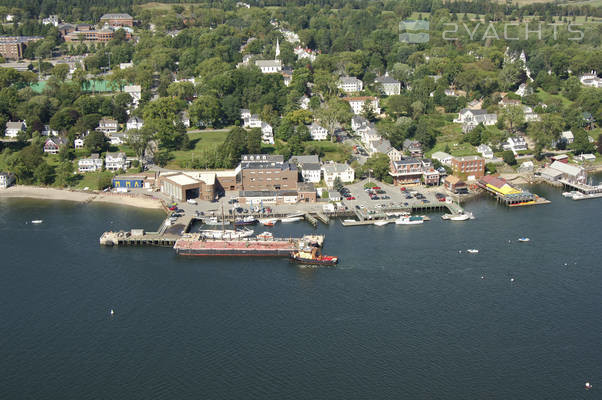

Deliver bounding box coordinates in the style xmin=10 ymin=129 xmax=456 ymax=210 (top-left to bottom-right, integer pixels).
xmin=110 ymin=309 xmax=115 ymax=316
xmin=585 ymin=382 xmax=592 ymax=390
xmin=510 ymin=278 xmax=515 ymax=283
xmin=564 ymin=263 xmax=568 ymax=266
xmin=481 ymin=276 xmax=485 ymax=280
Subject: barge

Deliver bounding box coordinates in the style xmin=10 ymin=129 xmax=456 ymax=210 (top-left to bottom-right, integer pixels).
xmin=173 ymin=233 xmax=325 ymax=257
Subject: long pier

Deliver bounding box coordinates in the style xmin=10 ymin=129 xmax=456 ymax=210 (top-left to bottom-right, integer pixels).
xmin=559 ymin=179 xmax=602 ymax=195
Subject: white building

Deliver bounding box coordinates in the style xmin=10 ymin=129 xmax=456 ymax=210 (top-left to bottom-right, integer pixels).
xmin=294 ymin=46 xmax=317 ymax=62
xmin=351 ymin=115 xmax=368 ymax=132
xmin=42 ymin=15 xmax=59 ymax=26
xmin=0 ymin=172 xmax=15 ymax=188
xmin=374 ymin=73 xmax=401 ymax=96
xmin=561 ymin=130 xmax=574 ymax=144
xmin=119 ymin=62 xmax=133 ymax=69
xmin=126 ymin=116 xmax=144 ymax=131
xmin=43 ymin=137 xmax=67 ymax=154
xmin=502 ymin=136 xmax=528 ymax=154
xmin=78 ymin=154 xmax=104 ymax=173
xmin=476 ymin=144 xmax=494 ymax=159
xmin=5 ymin=121 xmax=26 ymax=138
xmin=105 ymin=152 xmax=128 ymax=171
xmin=431 ymin=151 xmax=453 ymax=165
xmin=41 ymin=125 xmax=58 ymax=137
xmin=289 ymin=155 xmax=322 ymax=183
xmin=515 ymin=83 xmax=533 ymax=97
xmin=322 ymin=162 xmax=355 ymax=188
xmin=309 ymin=122 xmax=328 ymax=141
xmin=255 ymin=59 xmax=282 ymax=74
xmin=359 ymin=125 xmax=380 ymax=148
xmin=454 ymin=109 xmax=497 ymax=126
xmin=243 ymin=113 xmax=262 ymax=128
xmin=368 ymin=138 xmax=402 ymax=162
xmin=299 ymin=95 xmax=310 ymax=110
xmin=261 ymin=122 xmax=274 ymax=145
xmin=123 ymin=85 xmax=142 ymax=107
xmin=74 ymin=137 xmax=84 ymax=149
xmin=179 ymin=111 xmax=190 ymax=128
xmin=549 ymin=161 xmax=586 ymax=184
xmin=343 ymin=96 xmax=380 ymax=115
xmin=97 ymin=117 xmax=118 ymax=134
xmin=108 ymin=132 xmax=128 ymax=146
xmin=338 ymin=77 xmax=363 ymax=93
xmin=579 ymin=71 xmax=602 ymax=88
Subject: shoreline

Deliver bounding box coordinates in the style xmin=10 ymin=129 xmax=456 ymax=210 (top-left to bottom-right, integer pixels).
xmin=0 ymin=186 xmax=166 ymax=211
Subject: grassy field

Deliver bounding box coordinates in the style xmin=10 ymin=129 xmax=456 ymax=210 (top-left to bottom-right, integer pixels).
xmin=536 ymin=89 xmax=574 ymax=108
xmin=166 ymin=130 xmax=229 ymax=169
xmin=303 ymin=140 xmax=351 ymax=163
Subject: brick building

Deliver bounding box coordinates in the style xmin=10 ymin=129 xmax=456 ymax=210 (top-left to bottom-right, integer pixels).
xmin=100 ymin=13 xmax=134 ymax=27
xmin=239 ymin=154 xmax=298 ymax=191
xmin=451 ymin=156 xmax=485 ymax=179
xmin=0 ymin=36 xmax=43 ymax=59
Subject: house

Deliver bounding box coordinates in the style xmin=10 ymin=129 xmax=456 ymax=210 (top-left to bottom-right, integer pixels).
xmin=368 ymin=138 xmax=402 ymax=162
xmin=431 ymin=151 xmax=453 ymax=165
xmin=550 ymin=154 xmax=569 ymax=164
xmin=389 ymin=158 xmax=424 ymax=185
xmin=523 ymin=106 xmax=540 ymax=122
xmin=518 ymin=161 xmax=534 ymax=172
xmin=328 ymin=190 xmax=341 ymax=202
xmin=123 ymin=85 xmax=142 ymax=107
xmin=281 ymin=67 xmax=293 ymax=87
xmin=78 ymin=154 xmax=104 ymax=173
xmin=299 ymin=95 xmax=310 ymax=110
xmin=108 ymin=132 xmax=128 ymax=145
xmin=575 ymin=153 xmax=596 ymax=162
xmin=444 ymin=175 xmax=467 ymax=193
xmin=560 ymin=130 xmax=574 ymax=145
xmin=515 ymin=83 xmax=533 ymax=97
xmin=540 ymin=167 xmax=563 ymax=181
xmin=74 ymin=137 xmax=84 ymax=149
xmin=261 ymin=122 xmax=274 ymax=144
xmin=343 ymin=96 xmax=380 ymax=115
xmin=549 ymin=161 xmax=587 ymax=184
xmin=0 ymin=172 xmax=15 ymax=189
xmin=97 ymin=117 xmax=118 ymax=133
xmin=444 ymin=88 xmax=466 ymax=97
xmin=498 ymin=97 xmax=521 ymax=108
xmin=240 ymin=108 xmax=251 ymax=121
xmin=5 ymin=121 xmax=26 ymax=138
xmin=454 ymin=109 xmax=497 ymax=129
xmin=403 ymin=139 xmax=423 ymax=158
xmin=477 ymin=144 xmax=494 ymax=159
xmin=179 ymin=111 xmax=190 ymax=128
xmin=451 ymin=155 xmax=485 ymax=179
xmin=289 ymin=155 xmax=321 ymax=183
xmin=579 ymin=71 xmax=602 ymax=88
xmin=43 ymin=137 xmax=67 ymax=154
xmin=255 ymin=59 xmax=282 ymax=74
xmin=126 ymin=116 xmax=144 ymax=131
xmin=105 ymin=152 xmax=128 ymax=171
xmin=294 ymin=46 xmax=317 ymax=62
xmin=338 ymin=76 xmax=363 ymax=93
xmin=322 ymin=162 xmax=354 ymax=188
xmin=351 ymin=115 xmax=368 ymax=132
xmin=374 ymin=73 xmax=401 ymax=96
xmin=359 ymin=125 xmax=380 ymax=147
xmin=41 ymin=125 xmax=58 ymax=137
xmin=502 ymin=136 xmax=528 ymax=154
xmin=309 ymin=122 xmax=328 ymax=141
xmin=120 ymin=62 xmax=133 ymax=69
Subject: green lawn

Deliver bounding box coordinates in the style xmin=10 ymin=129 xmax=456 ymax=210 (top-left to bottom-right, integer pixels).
xmin=536 ymin=89 xmax=573 ymax=108
xmin=166 ymin=130 xmax=229 ymax=169
xmin=303 ymin=140 xmax=351 ymax=163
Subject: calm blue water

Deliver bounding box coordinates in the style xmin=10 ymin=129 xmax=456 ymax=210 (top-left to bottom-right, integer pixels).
xmin=1 ymin=183 xmax=601 ymax=399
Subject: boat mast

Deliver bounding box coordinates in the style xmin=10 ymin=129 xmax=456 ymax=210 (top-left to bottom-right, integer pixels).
xmin=221 ymin=203 xmax=226 ymax=233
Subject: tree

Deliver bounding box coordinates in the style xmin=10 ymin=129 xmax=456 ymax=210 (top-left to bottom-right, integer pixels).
xmin=528 ymin=114 xmax=563 ymax=151
xmin=502 ymin=150 xmax=517 ymax=166
xmin=33 ymin=162 xmax=53 ymax=185
xmin=127 ymin=127 xmax=153 ymax=162
xmin=154 ymin=150 xmax=171 ymax=168
xmin=502 ymin=104 xmax=525 ymax=133
xmin=55 ymin=160 xmax=74 ymax=187
xmin=463 ymin=125 xmax=483 ymax=146
xmin=84 ymin=130 xmax=109 ymax=153
xmin=316 ymin=98 xmax=352 ymax=142
xmin=571 ymin=130 xmax=595 ymax=155
xmin=189 ymin=95 xmax=221 ymax=127
xmin=247 ymin=128 xmax=262 ymax=154
xmin=361 ymin=153 xmax=391 ymax=183
xmin=333 ymin=176 xmax=343 ymax=192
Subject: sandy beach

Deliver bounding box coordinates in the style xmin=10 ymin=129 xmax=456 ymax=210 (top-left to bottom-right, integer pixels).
xmin=0 ymin=186 xmax=165 ymax=210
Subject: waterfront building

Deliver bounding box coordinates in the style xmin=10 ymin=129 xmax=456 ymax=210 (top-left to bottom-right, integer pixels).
xmin=338 ymin=76 xmax=363 ymax=93
xmin=550 ymin=154 xmax=569 ymax=163
xmin=451 ymin=156 xmax=485 ymax=179
xmin=549 ymin=161 xmax=587 ymax=184
xmin=159 ymin=172 xmax=216 ymax=202
xmin=0 ymin=172 xmax=15 ymax=189
xmin=374 ymin=73 xmax=401 ymax=96
xmin=328 ymin=190 xmax=342 ymax=202
xmin=112 ymin=176 xmax=145 ymax=189
xmin=5 ymin=121 xmax=26 ymax=138
xmin=322 ymin=162 xmax=354 ymax=188
xmin=43 ymin=137 xmax=67 ymax=154
xmin=239 ymin=154 xmax=298 ymax=191
xmin=389 ymin=158 xmax=423 ymax=185
xmin=478 ymin=175 xmax=535 ymax=205
xmin=78 ymin=154 xmax=104 ymax=173
xmin=238 ymin=190 xmax=298 ymax=205
xmin=444 ymin=175 xmax=467 ymax=193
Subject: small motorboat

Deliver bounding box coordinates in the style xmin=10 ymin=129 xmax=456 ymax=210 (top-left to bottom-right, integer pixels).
xmin=517 ymin=237 xmax=530 ymax=242
xmin=373 ymin=220 xmax=390 ymax=226
xmin=290 ymin=247 xmax=338 ymax=266
xmin=281 ymin=216 xmax=304 ymax=223
xmin=203 ymin=217 xmax=221 ymax=226
xmin=234 ymin=216 xmax=258 ymax=226
xmin=395 ymin=215 xmax=424 ymax=225
xmin=259 ymin=218 xmax=278 ymax=227
xmin=562 ymin=192 xmax=573 ymax=198
xmin=257 ymin=231 xmax=274 ymax=240
xmin=110 ymin=309 xmax=115 ymax=316
xmin=31 ymin=220 xmax=43 ymax=224
xmin=585 ymin=382 xmax=592 ymax=390
xmin=466 ymin=249 xmax=479 ymax=254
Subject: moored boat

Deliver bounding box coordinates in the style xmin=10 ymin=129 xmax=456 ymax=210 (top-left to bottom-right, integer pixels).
xmin=203 ymin=217 xmax=221 ymax=225
xmin=466 ymin=249 xmax=479 ymax=254
xmin=257 ymin=231 xmax=274 ymax=240
xmin=259 ymin=218 xmax=278 ymax=227
xmin=234 ymin=216 xmax=258 ymax=226
xmin=395 ymin=215 xmax=424 ymax=225
xmin=281 ymin=216 xmax=304 ymax=223
xmin=200 ymin=228 xmax=254 ymax=240
xmin=373 ymin=220 xmax=390 ymax=226
xmin=518 ymin=237 xmax=530 ymax=242
xmin=290 ymin=247 xmax=338 ymax=266
xmin=31 ymin=220 xmax=43 ymax=224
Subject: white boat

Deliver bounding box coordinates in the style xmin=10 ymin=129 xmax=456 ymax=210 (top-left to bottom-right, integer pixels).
xmin=517 ymin=237 xmax=530 ymax=242
xmin=395 ymin=215 xmax=424 ymax=225
xmin=373 ymin=220 xmax=390 ymax=226
xmin=562 ymin=192 xmax=574 ymax=198
xmin=281 ymin=216 xmax=304 ymax=223
xmin=572 ymin=192 xmax=586 ymax=200
xmin=200 ymin=228 xmax=254 ymax=240
xmin=31 ymin=220 xmax=43 ymax=224
xmin=343 ymin=219 xmax=357 ymax=223
xmin=256 ymin=231 xmax=274 ymax=240
xmin=259 ymin=218 xmax=278 ymax=226
xmin=467 ymin=249 xmax=479 ymax=254
xmin=203 ymin=217 xmax=221 ymax=225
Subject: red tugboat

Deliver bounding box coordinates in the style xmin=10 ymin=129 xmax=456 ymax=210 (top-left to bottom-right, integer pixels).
xmin=290 ymin=246 xmax=338 ymax=266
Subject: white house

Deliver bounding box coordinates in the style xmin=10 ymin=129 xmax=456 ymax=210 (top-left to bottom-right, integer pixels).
xmin=289 ymin=155 xmax=321 ymax=183
xmin=299 ymin=95 xmax=310 ymax=110
xmin=579 ymin=71 xmax=602 ymax=88
xmin=108 ymin=132 xmax=128 ymax=146
xmin=431 ymin=151 xmax=453 ymax=165
xmin=322 ymin=162 xmax=355 ymax=188
xmin=309 ymin=122 xmax=328 ymax=140
xmin=119 ymin=62 xmax=133 ymax=69
xmin=360 ymin=125 xmax=380 ymax=148
xmin=74 ymin=137 xmax=84 ymax=149
xmin=502 ymin=136 xmax=528 ymax=154
xmin=351 ymin=115 xmax=368 ymax=132
xmin=261 ymin=122 xmax=274 ymax=145
xmin=41 ymin=125 xmax=58 ymax=137
xmin=105 ymin=152 xmax=128 ymax=171
xmin=294 ymin=46 xmax=317 ymax=62
xmin=42 ymin=15 xmax=59 ymax=26
xmin=369 ymin=138 xmax=402 ymax=162
xmin=0 ymin=171 xmax=15 ymax=188
xmin=5 ymin=121 xmax=26 ymax=138
xmin=523 ymin=105 xmax=540 ymax=122
xmin=126 ymin=116 xmax=144 ymax=131
xmin=343 ymin=96 xmax=380 ymax=115
xmin=43 ymin=137 xmax=68 ymax=154
xmin=255 ymin=59 xmax=282 ymax=74
xmin=454 ymin=109 xmax=497 ymax=126
xmin=78 ymin=154 xmax=104 ymax=173
xmin=560 ymin=130 xmax=574 ymax=144
xmin=476 ymin=144 xmax=494 ymax=159
xmin=338 ymin=77 xmax=363 ymax=93
xmin=179 ymin=111 xmax=190 ymax=128
xmin=243 ymin=114 xmax=262 ymax=128
xmin=515 ymin=83 xmax=533 ymax=97
xmin=97 ymin=117 xmax=118 ymax=133
xmin=240 ymin=108 xmax=251 ymax=120
xmin=374 ymin=73 xmax=401 ymax=96
xmin=123 ymin=85 xmax=142 ymax=107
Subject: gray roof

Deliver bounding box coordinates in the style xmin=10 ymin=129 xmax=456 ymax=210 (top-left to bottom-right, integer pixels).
xmin=255 ymin=60 xmax=281 ymax=68
xmin=6 ymin=121 xmax=24 ymax=129
xmin=375 ymin=75 xmax=400 ymax=84
xmin=322 ymin=163 xmax=352 ymax=173
xmin=394 ymin=157 xmax=421 ymax=166
xmin=339 ymin=76 xmax=361 ymax=84
xmin=100 ymin=13 xmax=132 ymax=19
xmin=242 ymin=154 xmax=283 ymax=163
xmin=299 ymin=162 xmax=321 ymax=171
xmin=460 ymin=108 xmax=488 ymax=115
xmin=127 ymin=116 xmax=143 ymax=123
xmin=239 ymin=190 xmax=298 ymax=197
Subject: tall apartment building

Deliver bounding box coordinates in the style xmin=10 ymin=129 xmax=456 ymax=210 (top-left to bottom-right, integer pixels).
xmin=0 ymin=36 xmax=43 ymax=59
xmin=451 ymin=156 xmax=485 ymax=178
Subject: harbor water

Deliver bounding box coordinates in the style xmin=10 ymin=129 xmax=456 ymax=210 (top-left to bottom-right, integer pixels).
xmin=1 ymin=181 xmax=601 ymax=399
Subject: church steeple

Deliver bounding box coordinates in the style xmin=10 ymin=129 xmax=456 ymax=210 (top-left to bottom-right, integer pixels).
xmin=275 ymin=38 xmax=280 ymax=60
